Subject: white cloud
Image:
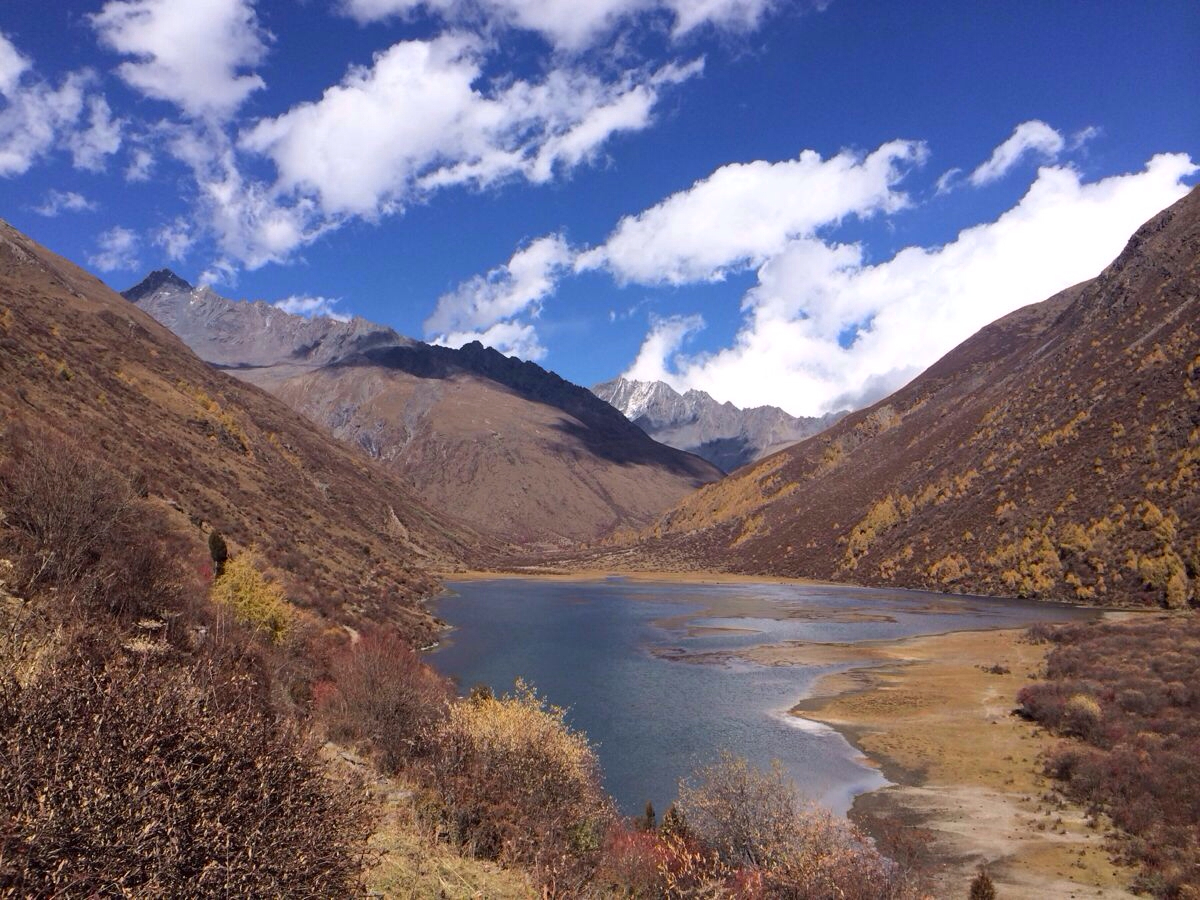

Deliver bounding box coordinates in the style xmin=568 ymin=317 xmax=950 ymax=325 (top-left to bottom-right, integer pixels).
xmin=969 ymin=120 xmax=1066 ymax=187
xmin=125 ymin=146 xmax=154 ymax=181
xmin=89 ymin=226 xmax=141 ymax=272
xmin=67 ymin=95 xmax=124 ymax=171
xmin=426 ymin=233 xmax=572 ymax=333
xmin=154 ymin=217 xmax=194 ymax=260
xmin=167 ymin=125 xmax=329 ymax=269
xmin=91 ymin=0 xmax=269 ymax=120
xmin=241 ymin=35 xmax=699 ymax=220
xmin=0 ymin=67 xmax=89 ymax=177
xmin=32 ymin=190 xmax=97 ymax=217
xmin=274 ymin=294 xmax=351 ymax=322
xmin=578 ymin=139 xmax=928 ymax=284
xmin=0 ymin=32 xmax=30 ymax=96
xmin=624 ymin=313 xmax=704 ymax=382
xmin=340 ymin=0 xmax=780 ymax=51
xmin=0 ymin=33 xmax=122 ymax=176
xmin=432 ymin=319 xmax=547 ymax=360
xmin=666 ymin=0 xmax=776 ymax=36
xmin=630 ymin=153 xmax=1197 ymax=416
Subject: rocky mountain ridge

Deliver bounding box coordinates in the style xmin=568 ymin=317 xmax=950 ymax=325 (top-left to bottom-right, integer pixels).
xmin=594 ymin=376 xmax=844 ymax=471
xmin=123 ymin=273 xmax=722 ymax=545
xmin=124 ymin=270 xmax=410 ymax=370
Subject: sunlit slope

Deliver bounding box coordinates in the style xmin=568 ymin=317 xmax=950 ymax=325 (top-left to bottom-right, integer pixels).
xmin=0 ymin=221 xmax=489 ymax=641
xmin=605 ymin=188 xmax=1199 ymax=607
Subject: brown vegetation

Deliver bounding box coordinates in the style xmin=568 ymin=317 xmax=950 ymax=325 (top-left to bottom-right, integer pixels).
xmin=593 ymin=752 xmax=923 ymax=898
xmin=0 ymin=429 xmax=371 ymax=896
xmin=0 ymin=220 xmax=488 ymax=643
xmin=1018 ymin=616 xmax=1200 ymax=896
xmin=319 ymin=628 xmax=453 ymax=772
xmin=425 ymin=681 xmax=612 ymax=886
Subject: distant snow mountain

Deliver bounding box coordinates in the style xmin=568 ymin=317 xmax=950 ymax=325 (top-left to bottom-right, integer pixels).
xmin=593 ymin=377 xmax=845 ymax=472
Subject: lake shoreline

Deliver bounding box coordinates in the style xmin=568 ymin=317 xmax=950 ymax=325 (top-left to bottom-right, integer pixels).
xmin=781 ymin=624 xmax=1139 ymax=899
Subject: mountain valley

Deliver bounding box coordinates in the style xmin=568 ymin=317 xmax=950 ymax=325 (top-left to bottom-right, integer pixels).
xmin=125 ymin=274 xmax=722 ymax=544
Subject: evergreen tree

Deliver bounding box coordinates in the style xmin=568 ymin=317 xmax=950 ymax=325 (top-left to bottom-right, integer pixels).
xmin=969 ymin=869 xmax=996 ymax=900
xmin=641 ymin=800 xmax=656 ymax=831
xmin=208 ymin=529 xmax=228 ymax=577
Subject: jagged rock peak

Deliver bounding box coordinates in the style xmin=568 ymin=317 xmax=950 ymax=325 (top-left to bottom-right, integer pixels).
xmin=593 ymin=376 xmax=845 ymax=472
xmin=122 ymin=269 xmax=194 ymax=302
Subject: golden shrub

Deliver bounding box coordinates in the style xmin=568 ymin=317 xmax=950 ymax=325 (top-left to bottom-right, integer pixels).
xmin=210 ymin=553 xmax=293 ymax=644
xmin=429 ymin=680 xmax=609 ymax=868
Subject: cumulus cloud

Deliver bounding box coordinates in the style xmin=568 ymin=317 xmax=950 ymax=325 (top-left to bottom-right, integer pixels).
xmin=628 ymin=153 xmax=1197 ymax=416
xmin=340 ymin=0 xmax=779 ymax=51
xmin=154 ymin=217 xmax=194 ymax=260
xmin=426 ymin=233 xmax=572 ymax=334
xmin=969 ymin=120 xmax=1066 ymax=187
xmin=125 ymin=146 xmax=154 ymax=181
xmin=91 ymin=0 xmax=269 ymax=120
xmin=0 ymin=32 xmax=30 ymax=95
xmin=32 ymin=189 xmax=97 ymax=217
xmin=577 ymin=140 xmax=928 ymax=284
xmin=167 ymin=125 xmax=328 ymax=270
xmin=274 ymin=294 xmax=351 ymax=322
xmin=432 ymin=319 xmax=547 ymax=360
xmin=241 ymin=35 xmax=699 ymax=219
xmin=89 ymin=225 xmax=141 ymax=272
xmin=624 ymin=313 xmax=705 ymax=382
xmin=67 ymin=96 xmax=124 ymax=171
xmin=0 ymin=66 xmax=89 ymax=177
xmin=0 ymin=33 xmax=122 ymax=176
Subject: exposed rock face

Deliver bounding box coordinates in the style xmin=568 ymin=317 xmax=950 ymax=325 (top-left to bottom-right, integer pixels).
xmin=593 ymin=377 xmax=844 ymax=472
xmin=124 ymin=274 xmax=722 ymax=546
xmin=0 ymin=228 xmax=488 ymax=644
xmin=574 ymin=189 xmax=1200 ymax=608
xmin=124 ymin=272 xmax=409 ymax=370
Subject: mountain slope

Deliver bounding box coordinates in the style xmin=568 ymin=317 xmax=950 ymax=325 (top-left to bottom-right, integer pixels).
xmin=594 ymin=376 xmax=844 ymax=471
xmin=125 ymin=277 xmax=722 ymax=545
xmin=584 ymin=189 xmax=1200 ymax=607
xmin=0 ymin=223 xmax=487 ymax=642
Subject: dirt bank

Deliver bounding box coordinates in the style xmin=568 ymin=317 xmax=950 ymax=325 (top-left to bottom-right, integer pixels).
xmin=783 ymin=627 xmax=1137 ymax=899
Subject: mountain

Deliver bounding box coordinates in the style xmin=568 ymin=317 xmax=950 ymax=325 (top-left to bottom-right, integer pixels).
xmin=577 ymin=188 xmax=1200 ymax=608
xmin=124 ymin=275 xmax=722 ymax=545
xmin=594 ymin=377 xmax=845 ymax=471
xmin=127 ymin=269 xmax=409 ymax=369
xmin=0 ymin=223 xmax=488 ymax=644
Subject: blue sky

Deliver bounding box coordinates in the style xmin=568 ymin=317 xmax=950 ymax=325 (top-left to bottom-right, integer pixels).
xmin=0 ymin=0 xmax=1196 ymax=415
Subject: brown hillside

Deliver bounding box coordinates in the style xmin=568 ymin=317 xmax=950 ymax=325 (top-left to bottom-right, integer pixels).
xmin=124 ymin=276 xmax=722 ymax=545
xmin=0 ymin=221 xmax=489 ymax=642
xmin=578 ymin=188 xmax=1200 ymax=607
xmin=265 ymin=344 xmax=722 ymax=545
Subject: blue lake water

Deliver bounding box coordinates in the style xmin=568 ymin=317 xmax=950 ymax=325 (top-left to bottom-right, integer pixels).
xmin=430 ymin=578 xmax=1095 ymax=817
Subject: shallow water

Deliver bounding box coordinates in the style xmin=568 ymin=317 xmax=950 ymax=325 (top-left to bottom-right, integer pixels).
xmin=431 ymin=578 xmax=1095 ymax=817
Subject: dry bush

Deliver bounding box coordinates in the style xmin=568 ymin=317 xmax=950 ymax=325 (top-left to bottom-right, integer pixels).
xmin=677 ymin=752 xmax=921 ymax=899
xmin=319 ymin=628 xmax=452 ymax=772
xmin=678 ymin=751 xmax=803 ymax=869
xmin=426 ymin=680 xmax=611 ymax=877
xmin=594 ymin=823 xmax=734 ymax=899
xmin=0 ymin=425 xmax=188 ymax=626
xmin=1018 ymin=617 xmax=1200 ymax=896
xmin=0 ymin=647 xmax=370 ymax=897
